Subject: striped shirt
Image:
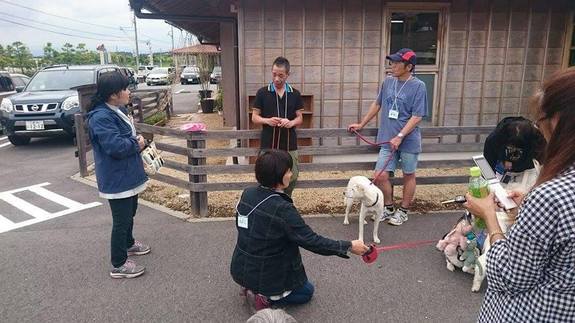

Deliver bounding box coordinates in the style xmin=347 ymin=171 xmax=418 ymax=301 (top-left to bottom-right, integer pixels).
xmin=478 ymin=165 xmax=575 ymax=322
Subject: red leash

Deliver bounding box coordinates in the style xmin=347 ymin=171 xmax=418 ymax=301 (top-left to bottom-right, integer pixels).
xmin=362 ymin=239 xmax=436 ymax=263
xmin=350 ymin=129 xmax=395 ymax=184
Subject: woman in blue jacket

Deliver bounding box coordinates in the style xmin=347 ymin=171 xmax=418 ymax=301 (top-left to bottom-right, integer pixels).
xmin=87 ymin=71 xmax=150 ymax=279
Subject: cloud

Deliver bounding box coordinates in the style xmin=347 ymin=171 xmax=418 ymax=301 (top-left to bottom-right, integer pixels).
xmin=0 ymin=0 xmax=180 ymax=56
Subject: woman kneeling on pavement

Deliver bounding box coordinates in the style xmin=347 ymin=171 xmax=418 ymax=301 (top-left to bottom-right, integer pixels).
xmin=464 ymin=68 xmax=575 ymax=322
xmin=87 ymin=71 xmax=150 ymax=279
xmin=231 ymin=149 xmax=369 ymax=311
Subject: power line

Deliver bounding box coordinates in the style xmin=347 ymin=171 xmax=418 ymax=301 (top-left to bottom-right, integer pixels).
xmin=0 ymin=17 xmax=127 ymax=42
xmin=0 ymin=0 xmax=133 ymax=31
xmin=0 ymin=12 xmax=129 ymax=40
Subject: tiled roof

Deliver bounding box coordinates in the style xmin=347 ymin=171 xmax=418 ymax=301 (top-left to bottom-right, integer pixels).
xmin=172 ymin=44 xmax=220 ymax=55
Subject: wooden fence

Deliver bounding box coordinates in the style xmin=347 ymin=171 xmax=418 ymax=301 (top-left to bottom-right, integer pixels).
xmin=74 ymin=87 xmax=173 ymax=177
xmin=133 ymin=124 xmax=495 ymax=217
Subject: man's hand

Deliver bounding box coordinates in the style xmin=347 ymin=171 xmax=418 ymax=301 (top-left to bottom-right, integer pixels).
xmin=349 ymin=240 xmax=369 ymax=255
xmin=266 ymin=117 xmax=281 ymax=127
xmin=347 ymin=123 xmax=363 ymax=132
xmin=390 ymin=136 xmax=402 ymax=150
xmin=278 ymin=118 xmax=293 ymax=128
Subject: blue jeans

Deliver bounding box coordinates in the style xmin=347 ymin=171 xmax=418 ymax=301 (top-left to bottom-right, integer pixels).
xmin=271 ymin=281 xmax=315 ymax=305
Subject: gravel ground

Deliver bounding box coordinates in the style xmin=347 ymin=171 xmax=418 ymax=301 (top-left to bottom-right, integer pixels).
xmin=138 ymin=112 xmax=471 ymax=218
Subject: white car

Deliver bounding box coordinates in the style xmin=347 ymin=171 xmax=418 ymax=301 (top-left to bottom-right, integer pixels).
xmin=136 ymin=65 xmax=155 ymax=83
xmin=146 ymin=67 xmax=174 ymax=86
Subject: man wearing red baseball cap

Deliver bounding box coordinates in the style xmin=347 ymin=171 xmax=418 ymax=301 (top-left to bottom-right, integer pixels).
xmin=348 ymin=48 xmax=428 ymax=226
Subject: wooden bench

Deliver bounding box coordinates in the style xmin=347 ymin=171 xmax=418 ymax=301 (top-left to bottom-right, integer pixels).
xmin=135 ymin=124 xmax=495 ymax=216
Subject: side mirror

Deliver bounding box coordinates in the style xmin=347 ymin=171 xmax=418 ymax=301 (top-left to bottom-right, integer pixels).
xmin=15 ymin=86 xmax=25 ymax=93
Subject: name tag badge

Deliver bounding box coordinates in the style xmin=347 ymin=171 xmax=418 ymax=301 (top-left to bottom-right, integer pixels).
xmin=388 ymin=109 xmax=399 ymax=119
xmin=238 ymin=215 xmax=248 ymax=229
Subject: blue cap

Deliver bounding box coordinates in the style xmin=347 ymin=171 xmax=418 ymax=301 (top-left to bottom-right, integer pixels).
xmin=386 ymin=48 xmax=417 ymax=65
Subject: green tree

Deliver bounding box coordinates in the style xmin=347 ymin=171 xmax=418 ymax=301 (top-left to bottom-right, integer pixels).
xmin=0 ymin=44 xmax=13 ymax=70
xmin=11 ymin=41 xmax=33 ymax=73
xmin=42 ymin=42 xmax=59 ymax=66
xmin=59 ymin=43 xmax=75 ymax=64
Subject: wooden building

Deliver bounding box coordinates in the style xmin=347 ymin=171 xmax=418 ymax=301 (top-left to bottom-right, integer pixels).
xmin=131 ymin=0 xmax=574 ymax=143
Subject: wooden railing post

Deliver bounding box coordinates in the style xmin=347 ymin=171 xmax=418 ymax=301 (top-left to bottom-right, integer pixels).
xmin=74 ymin=113 xmax=89 ymax=177
xmin=188 ymin=136 xmax=208 ymax=217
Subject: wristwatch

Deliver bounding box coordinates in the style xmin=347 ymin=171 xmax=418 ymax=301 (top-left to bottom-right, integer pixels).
xmin=397 ymin=132 xmax=405 ymax=138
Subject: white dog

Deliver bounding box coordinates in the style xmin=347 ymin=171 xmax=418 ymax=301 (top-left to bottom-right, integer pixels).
xmin=343 ymin=176 xmax=384 ymax=244
xmin=471 ymin=211 xmax=515 ymax=292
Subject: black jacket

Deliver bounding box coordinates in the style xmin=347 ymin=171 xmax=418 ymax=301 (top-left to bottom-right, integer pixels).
xmin=230 ymin=186 xmax=351 ymax=296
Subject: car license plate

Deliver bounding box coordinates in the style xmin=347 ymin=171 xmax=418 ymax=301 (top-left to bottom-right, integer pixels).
xmin=25 ymin=121 xmax=44 ymax=130
xmin=188 ymin=78 xmax=194 ymax=82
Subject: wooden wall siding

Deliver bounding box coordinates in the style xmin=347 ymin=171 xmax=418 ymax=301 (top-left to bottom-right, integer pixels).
xmin=240 ymin=0 xmax=570 ymax=144
xmin=240 ymin=0 xmax=384 ymax=146
xmin=443 ymin=0 xmax=569 ymax=144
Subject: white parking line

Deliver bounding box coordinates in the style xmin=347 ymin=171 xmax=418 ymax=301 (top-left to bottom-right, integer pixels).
xmin=0 ymin=136 xmax=7 ymax=141
xmin=0 ymin=142 xmax=11 ymax=148
xmin=0 ymin=182 xmax=101 ymax=233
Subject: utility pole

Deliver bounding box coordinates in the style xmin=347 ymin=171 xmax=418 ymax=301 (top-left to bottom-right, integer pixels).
xmin=170 ymin=26 xmax=175 ymax=69
xmin=133 ymin=12 xmax=140 ymax=69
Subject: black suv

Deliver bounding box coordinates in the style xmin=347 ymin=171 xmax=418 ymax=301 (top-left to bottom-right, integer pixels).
xmin=0 ymin=64 xmax=134 ymax=145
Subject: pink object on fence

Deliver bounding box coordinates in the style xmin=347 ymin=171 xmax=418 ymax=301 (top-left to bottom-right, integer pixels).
xmin=180 ymin=122 xmax=207 ymax=132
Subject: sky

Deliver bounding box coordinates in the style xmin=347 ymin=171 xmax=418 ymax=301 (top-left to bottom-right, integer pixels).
xmin=0 ymin=0 xmax=194 ymax=56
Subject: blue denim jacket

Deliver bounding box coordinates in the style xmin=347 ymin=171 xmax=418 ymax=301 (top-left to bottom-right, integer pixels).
xmin=87 ymin=104 xmax=147 ymax=194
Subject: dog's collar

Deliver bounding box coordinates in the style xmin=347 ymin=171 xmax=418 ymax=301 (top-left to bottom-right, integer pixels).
xmin=368 ymin=192 xmax=380 ymax=207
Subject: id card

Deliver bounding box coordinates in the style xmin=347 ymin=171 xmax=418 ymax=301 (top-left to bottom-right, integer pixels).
xmin=388 ymin=109 xmax=399 ymax=119
xmin=238 ymin=215 xmax=248 ymax=229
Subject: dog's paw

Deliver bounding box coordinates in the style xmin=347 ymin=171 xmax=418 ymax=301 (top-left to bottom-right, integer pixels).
xmin=373 ymin=237 xmax=380 ymax=244
xmin=363 ymin=220 xmax=368 ymax=225
xmin=471 ymin=285 xmax=481 ymax=293
xmin=446 ymin=262 xmax=455 ymax=271
xmin=343 ymin=220 xmax=350 ymax=225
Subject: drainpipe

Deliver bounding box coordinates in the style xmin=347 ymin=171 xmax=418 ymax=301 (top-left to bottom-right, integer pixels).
xmin=130 ymin=0 xmax=241 ymax=134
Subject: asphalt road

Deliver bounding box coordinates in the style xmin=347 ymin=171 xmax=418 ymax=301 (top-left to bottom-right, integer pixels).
xmin=0 ymin=86 xmax=485 ymax=322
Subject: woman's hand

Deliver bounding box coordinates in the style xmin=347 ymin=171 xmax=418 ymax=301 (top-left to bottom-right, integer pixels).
xmin=507 ymin=190 xmax=526 ymax=206
xmin=463 ymin=192 xmax=497 ymax=221
xmin=349 ymin=240 xmax=369 ymax=255
xmin=136 ymin=135 xmax=146 ymax=150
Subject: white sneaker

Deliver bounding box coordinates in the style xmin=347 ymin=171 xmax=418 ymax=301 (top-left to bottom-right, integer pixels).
xmin=388 ymin=208 xmax=408 ymax=226
xmin=380 ymin=207 xmax=395 ymax=222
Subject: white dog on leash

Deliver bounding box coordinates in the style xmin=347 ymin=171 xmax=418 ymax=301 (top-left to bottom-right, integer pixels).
xmin=343 ymin=176 xmax=384 ymax=244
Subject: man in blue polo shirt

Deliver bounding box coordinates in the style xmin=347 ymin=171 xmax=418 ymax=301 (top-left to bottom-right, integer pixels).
xmin=348 ymin=48 xmax=427 ymax=226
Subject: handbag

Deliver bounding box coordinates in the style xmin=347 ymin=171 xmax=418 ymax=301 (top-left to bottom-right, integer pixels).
xmin=141 ymin=140 xmax=164 ymax=176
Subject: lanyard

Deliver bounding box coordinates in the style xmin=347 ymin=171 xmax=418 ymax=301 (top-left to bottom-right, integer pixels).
xmin=275 ymin=86 xmax=288 ymax=118
xmin=391 ymin=76 xmax=412 ymax=111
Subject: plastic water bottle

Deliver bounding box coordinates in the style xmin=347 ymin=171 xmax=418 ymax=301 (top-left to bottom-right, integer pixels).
xmin=469 ymin=166 xmax=489 ymax=229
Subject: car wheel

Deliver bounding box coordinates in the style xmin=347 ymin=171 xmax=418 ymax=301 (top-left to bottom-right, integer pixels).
xmin=8 ymin=135 xmax=31 ymax=146
xmin=146 ymin=82 xmax=151 ymax=86
xmin=181 ymin=81 xmax=185 ymax=85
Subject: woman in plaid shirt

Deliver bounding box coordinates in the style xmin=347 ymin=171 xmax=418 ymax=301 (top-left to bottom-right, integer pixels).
xmin=465 ymin=69 xmax=575 ymax=322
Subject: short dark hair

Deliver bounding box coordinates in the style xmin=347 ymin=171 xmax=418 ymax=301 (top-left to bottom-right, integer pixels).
xmin=272 ymin=57 xmax=290 ymax=73
xmin=90 ymin=70 xmax=129 ymax=109
xmin=255 ymin=149 xmax=293 ymax=188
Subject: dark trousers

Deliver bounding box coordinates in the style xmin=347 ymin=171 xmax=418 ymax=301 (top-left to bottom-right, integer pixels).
xmin=271 ymin=280 xmax=315 ymax=305
xmin=108 ymin=195 xmax=138 ymax=267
